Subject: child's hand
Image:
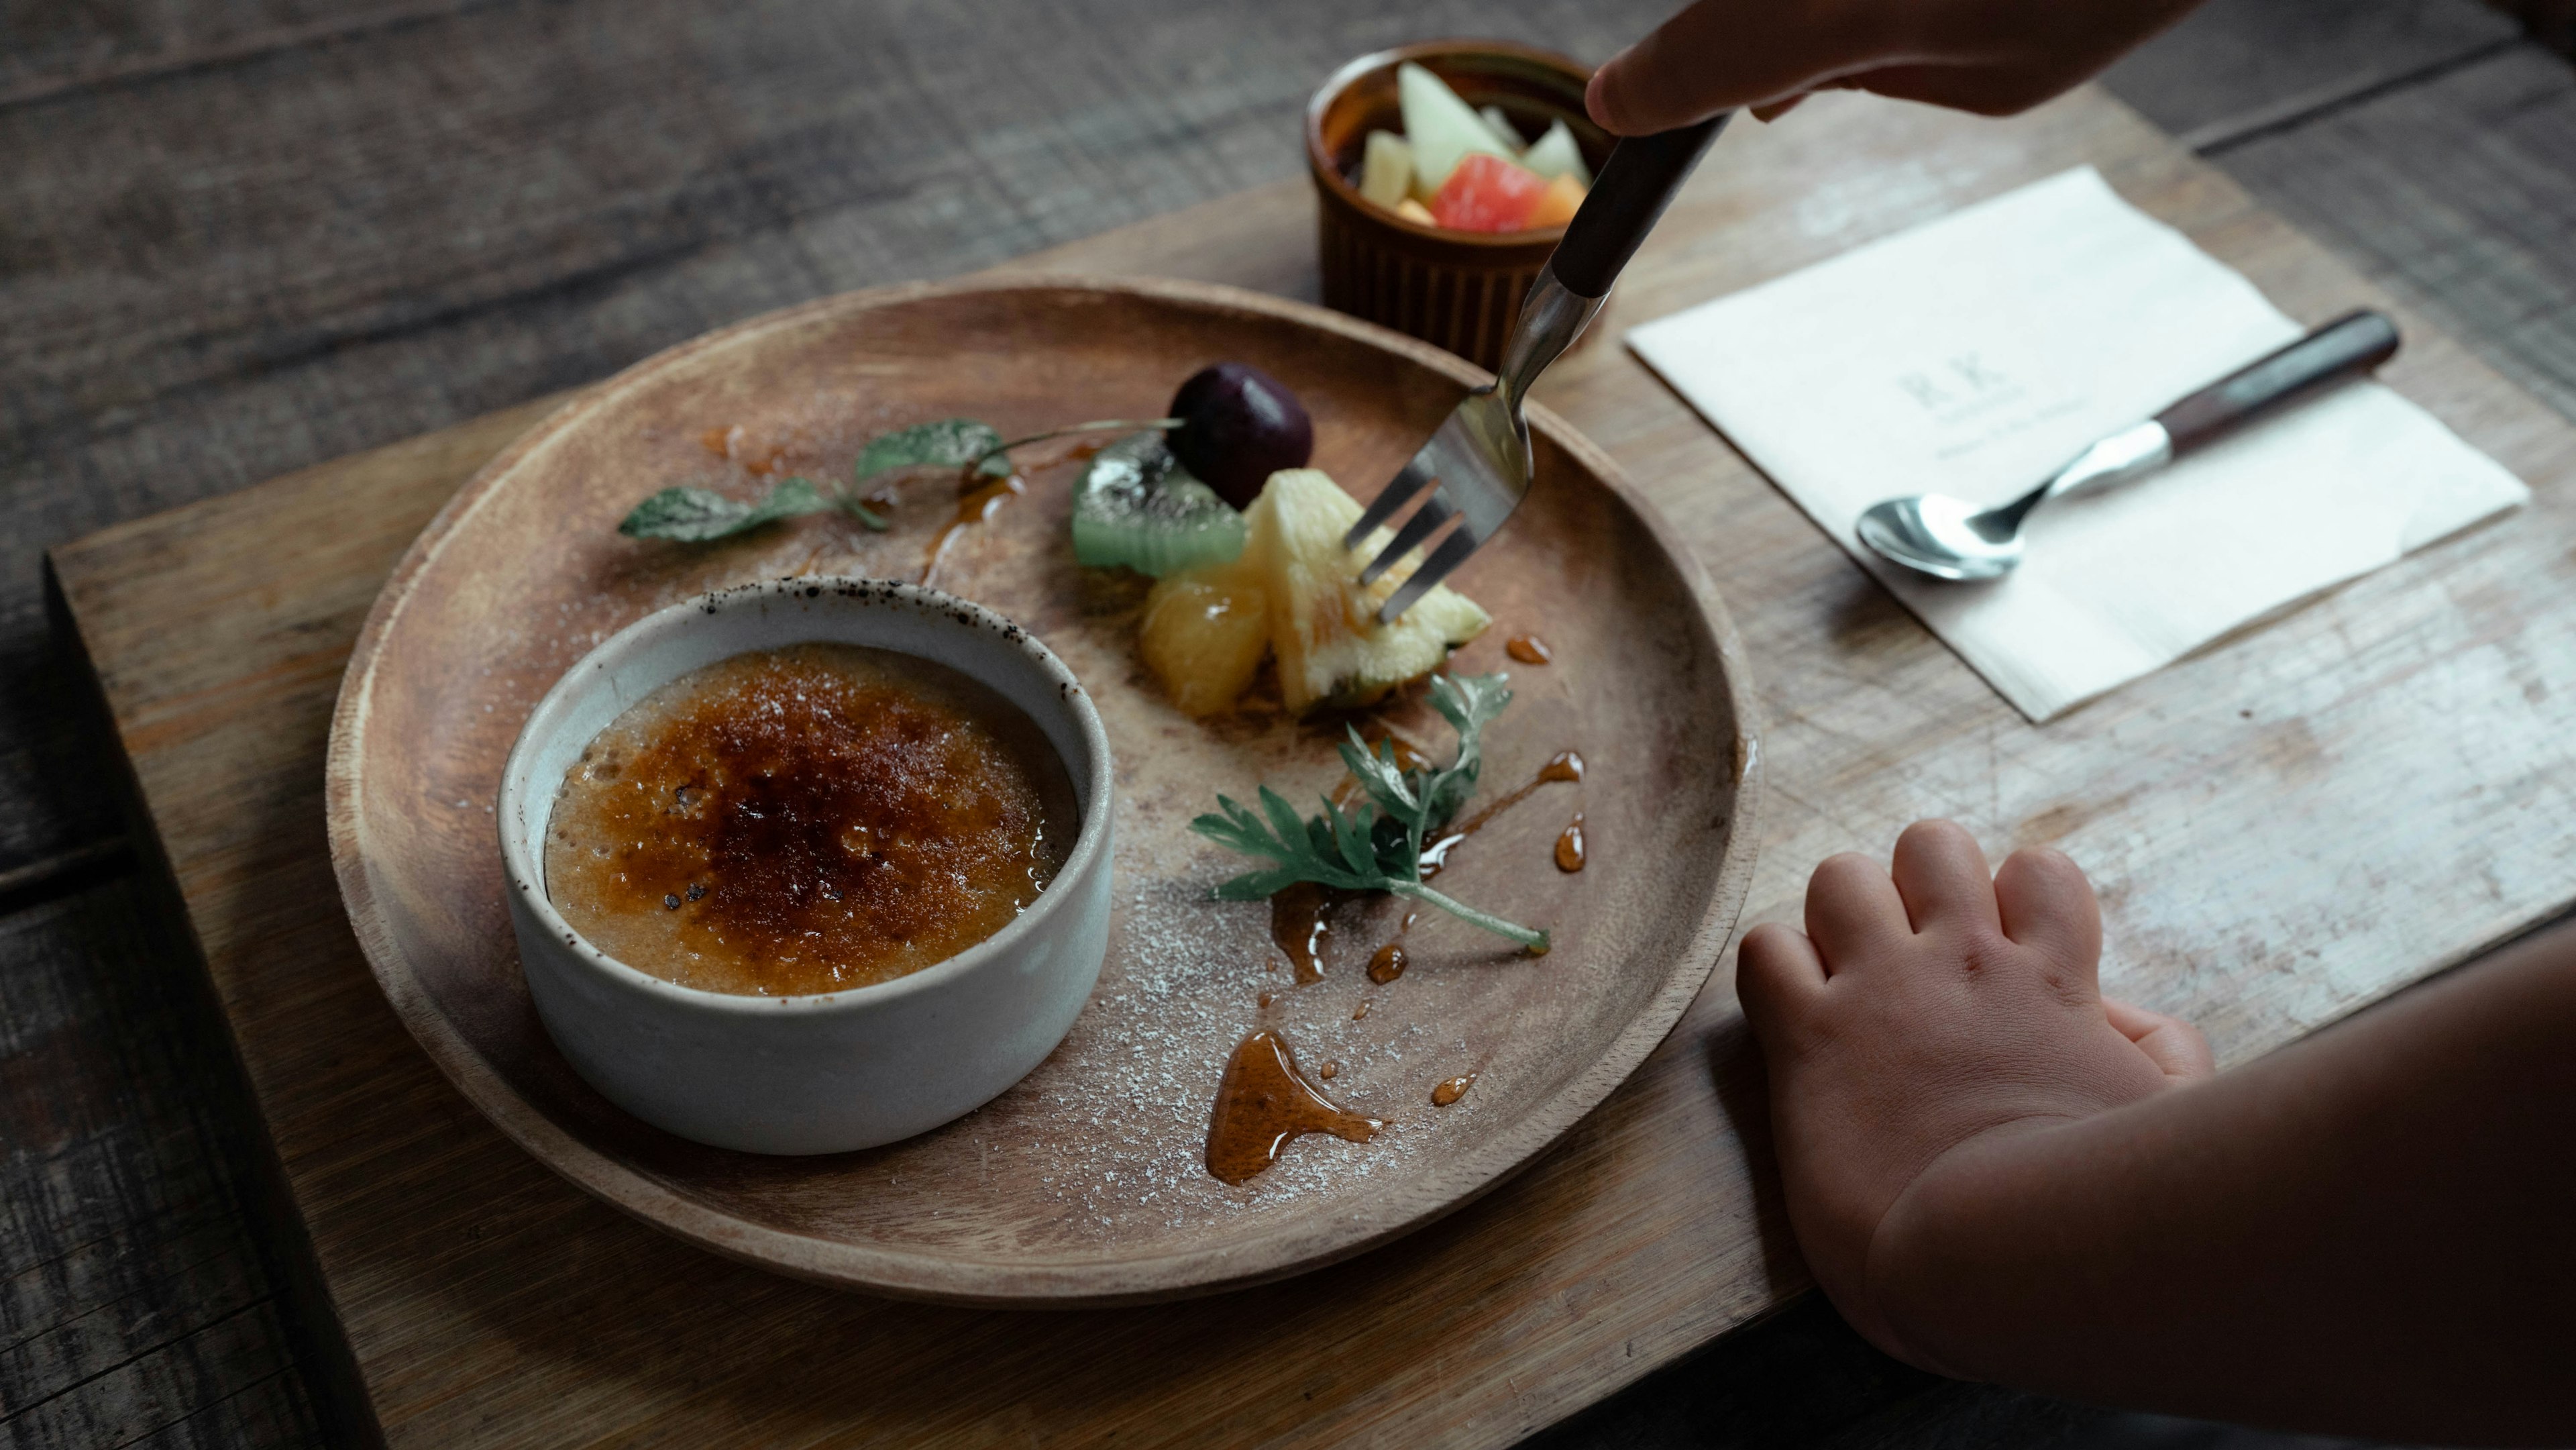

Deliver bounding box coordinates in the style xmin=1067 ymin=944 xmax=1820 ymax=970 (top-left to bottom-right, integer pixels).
xmin=1738 ymin=820 xmax=2211 ymax=1364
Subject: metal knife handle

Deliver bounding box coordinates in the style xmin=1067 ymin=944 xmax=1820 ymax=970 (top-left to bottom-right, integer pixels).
xmin=2154 ymin=309 xmax=2401 ymax=454
xmin=1547 ymin=112 xmax=1730 ymax=300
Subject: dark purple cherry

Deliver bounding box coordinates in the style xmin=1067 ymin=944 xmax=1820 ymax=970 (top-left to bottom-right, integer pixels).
xmin=1166 ymin=362 xmax=1313 ymax=509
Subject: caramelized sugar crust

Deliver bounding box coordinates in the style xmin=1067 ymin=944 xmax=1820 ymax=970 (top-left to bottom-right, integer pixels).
xmin=545 ymin=643 xmax=1077 ymax=996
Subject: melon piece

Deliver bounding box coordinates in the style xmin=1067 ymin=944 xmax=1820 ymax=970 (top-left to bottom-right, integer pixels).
xmin=1478 ymin=105 xmax=1524 ymax=152
xmin=1245 ymin=469 xmax=1489 ymax=713
xmin=1394 ymin=198 xmax=1436 ymax=225
xmin=1398 ymin=62 xmax=1517 ymax=198
xmin=1359 ymin=130 xmax=1413 ymax=211
xmin=1519 ymin=118 xmax=1593 ymax=185
xmin=1430 ymin=152 xmax=1550 ymax=232
xmin=1140 ymin=560 xmax=1271 ymax=717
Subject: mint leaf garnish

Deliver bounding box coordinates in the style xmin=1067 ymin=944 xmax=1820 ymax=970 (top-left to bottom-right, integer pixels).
xmin=619 ymin=475 xmax=881 ymax=541
xmin=854 ymin=419 xmax=1007 ymax=483
xmin=1191 ymin=672 xmax=1546 ymax=951
xmin=625 ymin=414 xmax=1185 ymax=546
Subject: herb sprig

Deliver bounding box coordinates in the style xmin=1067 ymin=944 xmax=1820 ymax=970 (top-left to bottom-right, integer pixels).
xmin=1191 ymin=674 xmax=1546 ymax=951
xmin=619 ymin=415 xmax=1181 ymax=543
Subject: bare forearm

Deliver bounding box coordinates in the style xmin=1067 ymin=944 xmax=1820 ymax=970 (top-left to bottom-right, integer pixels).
xmin=1875 ymin=925 xmax=2576 ymax=1441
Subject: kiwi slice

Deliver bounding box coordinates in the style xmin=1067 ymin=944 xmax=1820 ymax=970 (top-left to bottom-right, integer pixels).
xmin=1071 ymin=431 xmax=1248 ymax=578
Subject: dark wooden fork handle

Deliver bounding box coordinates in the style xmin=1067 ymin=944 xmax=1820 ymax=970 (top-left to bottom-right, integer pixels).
xmin=2156 ymin=309 xmax=2402 ymax=454
xmin=1548 ymin=113 xmax=1730 ymax=300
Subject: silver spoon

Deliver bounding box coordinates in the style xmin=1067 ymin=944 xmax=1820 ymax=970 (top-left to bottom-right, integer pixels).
xmin=1856 ymin=310 xmax=2400 ymax=581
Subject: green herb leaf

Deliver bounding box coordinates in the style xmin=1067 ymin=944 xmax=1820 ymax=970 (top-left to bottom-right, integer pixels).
xmin=853 ymin=419 xmax=1005 ymax=484
xmin=1421 ymin=671 xmax=1511 ymax=833
xmin=1190 ymin=672 xmax=1546 ymax=950
xmin=619 ymin=474 xmax=843 ymax=541
xmin=1331 ymin=671 xmax=1513 ymax=879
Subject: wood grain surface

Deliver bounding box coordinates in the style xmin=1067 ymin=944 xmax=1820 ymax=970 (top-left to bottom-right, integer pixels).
xmin=49 ymin=80 xmax=2576 ymax=1446
xmin=13 ymin=0 xmax=2576 ymax=1445
xmin=326 ymin=274 xmax=1759 ymax=1302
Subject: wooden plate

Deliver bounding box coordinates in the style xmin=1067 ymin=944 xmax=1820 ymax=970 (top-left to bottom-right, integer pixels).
xmin=325 ymin=275 xmax=1761 ymax=1306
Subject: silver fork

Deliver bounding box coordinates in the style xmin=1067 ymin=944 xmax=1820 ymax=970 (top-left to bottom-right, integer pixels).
xmin=1348 ymin=112 xmax=1732 ymax=623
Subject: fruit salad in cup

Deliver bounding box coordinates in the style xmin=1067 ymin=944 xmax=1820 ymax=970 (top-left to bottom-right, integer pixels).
xmin=1354 ymin=62 xmax=1593 ymax=234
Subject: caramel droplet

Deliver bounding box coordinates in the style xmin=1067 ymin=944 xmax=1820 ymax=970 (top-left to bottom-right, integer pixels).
xmin=1205 ymin=1031 xmax=1381 ymax=1184
xmin=922 ymin=470 xmax=1026 ymax=586
xmin=1319 ymin=1061 xmax=1339 ymax=1080
xmin=1506 ymin=633 xmax=1553 ymax=664
xmin=1269 ymin=882 xmax=1334 ymax=984
xmin=1353 ymin=1000 xmax=1371 ymax=1021
xmin=1257 ymin=991 xmax=1275 ymax=1008
xmin=1367 ymin=943 xmax=1407 ymax=984
xmin=1432 ymin=1074 xmax=1477 ymax=1106
xmin=1421 ymin=748 xmax=1587 ymax=878
xmin=1555 ymin=814 xmax=1586 ymax=872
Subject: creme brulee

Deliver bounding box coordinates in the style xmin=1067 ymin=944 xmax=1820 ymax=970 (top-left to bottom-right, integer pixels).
xmin=543 ymin=642 xmax=1077 ymax=996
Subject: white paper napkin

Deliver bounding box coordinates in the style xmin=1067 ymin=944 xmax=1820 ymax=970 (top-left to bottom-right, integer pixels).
xmin=1626 ymin=166 xmax=2530 ymax=721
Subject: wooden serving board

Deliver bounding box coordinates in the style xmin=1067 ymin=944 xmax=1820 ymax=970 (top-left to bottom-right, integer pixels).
xmin=50 ymin=86 xmax=2576 ymax=1448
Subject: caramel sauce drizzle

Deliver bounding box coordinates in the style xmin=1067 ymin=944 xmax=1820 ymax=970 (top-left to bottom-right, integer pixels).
xmin=700 ymin=424 xmax=792 ymax=477
xmin=1205 ymin=1031 xmax=1381 ymax=1184
xmin=1555 ymin=813 xmax=1586 ymax=873
xmin=1269 ymin=882 xmax=1334 ymax=984
xmin=1505 ymin=633 xmax=1553 ymax=664
xmin=1420 ymin=749 xmax=1585 ymax=876
xmin=916 ymin=438 xmax=1109 ymax=588
xmin=1432 ymin=1074 xmax=1477 ymax=1106
xmin=1366 ymin=943 xmax=1407 ymax=984
xmin=922 ymin=469 xmax=1026 ymax=586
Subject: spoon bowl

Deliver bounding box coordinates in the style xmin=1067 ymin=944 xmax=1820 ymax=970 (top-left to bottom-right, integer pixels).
xmin=1855 ymin=493 xmax=2027 ymax=581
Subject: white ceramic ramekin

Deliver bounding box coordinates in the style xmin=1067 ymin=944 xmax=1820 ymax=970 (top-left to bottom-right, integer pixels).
xmin=496 ymin=577 xmax=1115 ymax=1155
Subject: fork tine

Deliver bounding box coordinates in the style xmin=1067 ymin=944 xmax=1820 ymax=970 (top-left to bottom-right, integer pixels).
xmin=1342 ymin=457 xmax=1435 ymax=550
xmin=1374 ymin=525 xmax=1481 ymax=625
xmin=1355 ymin=492 xmax=1456 ymax=587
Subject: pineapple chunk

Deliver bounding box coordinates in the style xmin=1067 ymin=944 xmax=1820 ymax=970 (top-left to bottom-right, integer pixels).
xmin=1140 ymin=561 xmax=1270 ymax=717
xmin=1135 ymin=469 xmax=1491 ymax=717
xmin=1246 ymin=469 xmax=1489 ymax=713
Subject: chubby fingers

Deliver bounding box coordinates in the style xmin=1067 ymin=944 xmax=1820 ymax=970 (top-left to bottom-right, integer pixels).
xmin=1739 ymin=921 xmax=1827 ymax=1042
xmin=1806 ymin=851 xmax=1911 ymax=969
xmin=1993 ymin=846 xmax=2102 ymax=965
xmin=2103 ymin=996 xmax=2216 ymax=1082
xmin=1889 ymin=820 xmax=2001 ymax=935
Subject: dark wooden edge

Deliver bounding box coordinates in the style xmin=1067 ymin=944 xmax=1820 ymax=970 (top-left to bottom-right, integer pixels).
xmin=323 ymin=270 xmax=1768 ymax=1306
xmin=40 ymin=559 xmax=390 ymax=1450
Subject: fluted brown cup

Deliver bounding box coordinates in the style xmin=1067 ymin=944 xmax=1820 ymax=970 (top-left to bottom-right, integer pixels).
xmin=1307 ymin=40 xmax=1613 ymax=372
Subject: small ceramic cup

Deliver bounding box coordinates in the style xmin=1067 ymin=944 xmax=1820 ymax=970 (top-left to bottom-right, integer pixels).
xmin=1307 ymin=40 xmax=1613 ymax=371
xmin=496 ymin=577 xmax=1116 ymax=1155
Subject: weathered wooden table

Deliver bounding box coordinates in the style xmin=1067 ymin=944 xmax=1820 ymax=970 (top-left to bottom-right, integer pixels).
xmin=8 ymin=0 xmax=2575 ymax=1445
